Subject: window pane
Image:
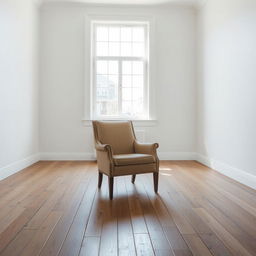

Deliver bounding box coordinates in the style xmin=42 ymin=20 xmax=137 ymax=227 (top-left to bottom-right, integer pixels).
xmin=97 ymin=101 xmax=118 ymax=116
xmin=132 ymin=75 xmax=143 ymax=87
xmin=121 ymin=27 xmax=132 ymax=41
xmin=97 ymin=74 xmax=118 ymax=89
xmin=109 ymin=27 xmax=120 ymax=41
xmin=96 ymin=26 xmax=108 ymax=41
xmin=132 ymin=27 xmax=144 ymax=42
xmin=108 ymin=61 xmax=118 ymax=74
xmin=133 ymin=101 xmax=143 ymax=114
xmin=132 ymin=42 xmax=144 ymax=57
xmin=122 ymin=61 xmax=132 ymax=75
xmin=108 ymin=75 xmax=118 ymax=87
xmin=121 ymin=42 xmax=132 ymax=56
xmin=96 ymin=74 xmax=118 ymax=117
xmin=97 ymin=87 xmax=108 ymax=99
xmin=97 ymin=74 xmax=108 ymax=87
xmin=97 ymin=60 xmax=108 ymax=74
xmin=96 ymin=88 xmax=117 ymax=103
xmin=122 ymin=75 xmax=132 ymax=87
xmin=133 ymin=87 xmax=143 ymax=100
xmin=97 ymin=42 xmax=108 ymax=56
xmin=109 ymin=42 xmax=120 ymax=56
xmin=132 ymin=61 xmax=143 ymax=75
xmin=122 ymin=88 xmax=132 ymax=101
xmin=122 ymin=101 xmax=132 ymax=115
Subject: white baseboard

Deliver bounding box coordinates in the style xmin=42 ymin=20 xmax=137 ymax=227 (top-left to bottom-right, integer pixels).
xmin=196 ymin=153 xmax=256 ymax=190
xmin=158 ymin=152 xmax=196 ymax=160
xmin=0 ymin=154 xmax=40 ymax=181
xmin=40 ymin=152 xmax=96 ymax=161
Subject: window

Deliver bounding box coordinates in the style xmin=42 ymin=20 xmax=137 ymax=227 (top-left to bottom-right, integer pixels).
xmin=91 ymin=22 xmax=149 ymax=120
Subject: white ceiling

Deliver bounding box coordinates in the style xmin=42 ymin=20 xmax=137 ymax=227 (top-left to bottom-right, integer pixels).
xmin=41 ymin=0 xmax=205 ymax=7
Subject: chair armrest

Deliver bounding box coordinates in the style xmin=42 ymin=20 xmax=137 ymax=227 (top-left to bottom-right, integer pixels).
xmin=95 ymin=142 xmax=114 ymax=162
xmin=95 ymin=142 xmax=112 ymax=153
xmin=95 ymin=142 xmax=114 ymax=176
xmin=134 ymin=140 xmax=159 ymax=155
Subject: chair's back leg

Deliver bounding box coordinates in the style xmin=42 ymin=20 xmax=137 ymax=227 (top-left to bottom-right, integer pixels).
xmin=98 ymin=172 xmax=103 ymax=188
xmin=109 ymin=177 xmax=114 ymax=199
xmin=153 ymin=172 xmax=159 ymax=193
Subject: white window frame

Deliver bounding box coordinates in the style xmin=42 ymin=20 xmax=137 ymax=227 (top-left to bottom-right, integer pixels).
xmin=91 ymin=21 xmax=149 ymax=120
xmin=83 ymin=14 xmax=157 ymax=127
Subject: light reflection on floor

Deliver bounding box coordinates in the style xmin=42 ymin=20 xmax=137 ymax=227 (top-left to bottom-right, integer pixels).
xmin=159 ymin=167 xmax=173 ymax=176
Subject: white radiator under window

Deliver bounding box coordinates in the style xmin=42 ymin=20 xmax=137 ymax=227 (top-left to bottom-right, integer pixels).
xmin=134 ymin=129 xmax=145 ymax=143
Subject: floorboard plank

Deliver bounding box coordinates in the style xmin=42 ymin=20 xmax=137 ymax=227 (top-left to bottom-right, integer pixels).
xmin=98 ymin=177 xmax=118 ymax=256
xmin=116 ymin=177 xmax=136 ymax=256
xmin=141 ymin=174 xmax=193 ymax=256
xmin=20 ymin=211 xmax=62 ymax=256
xmin=195 ymin=207 xmax=252 ymax=256
xmin=58 ymin=172 xmax=96 ymax=256
xmin=134 ymin=233 xmax=154 ymax=256
xmin=79 ymin=236 xmax=100 ymax=256
xmin=134 ymin=176 xmax=174 ymax=256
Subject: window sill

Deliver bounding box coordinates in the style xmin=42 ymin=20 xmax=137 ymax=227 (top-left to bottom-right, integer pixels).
xmin=82 ymin=119 xmax=157 ymax=127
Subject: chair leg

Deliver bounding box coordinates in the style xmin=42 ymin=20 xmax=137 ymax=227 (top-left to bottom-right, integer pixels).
xmin=131 ymin=174 xmax=136 ymax=183
xmin=153 ymin=172 xmax=159 ymax=193
xmin=108 ymin=177 xmax=114 ymax=200
xmin=98 ymin=172 xmax=103 ymax=188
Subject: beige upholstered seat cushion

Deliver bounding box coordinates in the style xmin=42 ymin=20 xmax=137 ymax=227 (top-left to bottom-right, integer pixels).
xmin=113 ymin=154 xmax=155 ymax=166
xmin=113 ymin=163 xmax=157 ymax=176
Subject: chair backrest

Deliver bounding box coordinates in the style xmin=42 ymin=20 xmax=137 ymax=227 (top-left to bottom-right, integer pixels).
xmin=92 ymin=121 xmax=136 ymax=154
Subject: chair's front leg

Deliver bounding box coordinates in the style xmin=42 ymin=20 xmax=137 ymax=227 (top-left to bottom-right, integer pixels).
xmin=98 ymin=171 xmax=103 ymax=188
xmin=131 ymin=174 xmax=136 ymax=183
xmin=153 ymin=172 xmax=159 ymax=193
xmin=108 ymin=177 xmax=114 ymax=199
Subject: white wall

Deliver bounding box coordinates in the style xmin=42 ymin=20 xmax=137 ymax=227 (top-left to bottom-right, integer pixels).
xmin=0 ymin=0 xmax=39 ymax=179
xmin=39 ymin=2 xmax=197 ymax=160
xmin=197 ymin=0 xmax=256 ymax=184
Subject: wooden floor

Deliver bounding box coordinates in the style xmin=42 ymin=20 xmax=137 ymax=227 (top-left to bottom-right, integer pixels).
xmin=0 ymin=161 xmax=256 ymax=256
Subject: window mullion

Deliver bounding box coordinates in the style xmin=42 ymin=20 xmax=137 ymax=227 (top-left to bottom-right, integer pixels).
xmin=118 ymin=59 xmax=122 ymax=116
xmin=93 ymin=58 xmax=96 ymax=118
xmin=143 ymin=59 xmax=148 ymax=119
xmin=92 ymin=23 xmax=97 ymax=119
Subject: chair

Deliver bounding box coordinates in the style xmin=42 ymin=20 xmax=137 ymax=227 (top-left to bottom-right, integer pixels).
xmin=92 ymin=120 xmax=159 ymax=199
